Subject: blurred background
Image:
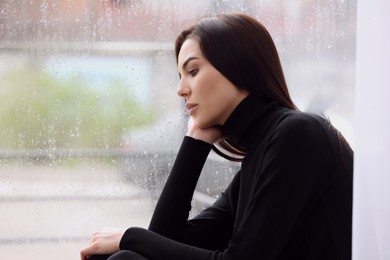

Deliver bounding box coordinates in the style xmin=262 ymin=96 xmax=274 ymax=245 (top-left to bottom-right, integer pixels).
xmin=0 ymin=0 xmax=356 ymax=259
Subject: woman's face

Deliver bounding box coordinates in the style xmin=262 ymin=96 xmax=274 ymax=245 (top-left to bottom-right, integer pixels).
xmin=177 ymin=39 xmax=248 ymax=128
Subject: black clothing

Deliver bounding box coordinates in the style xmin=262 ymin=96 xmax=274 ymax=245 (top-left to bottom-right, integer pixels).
xmin=118 ymin=95 xmax=353 ymax=259
xmin=89 ymin=251 xmax=149 ymax=260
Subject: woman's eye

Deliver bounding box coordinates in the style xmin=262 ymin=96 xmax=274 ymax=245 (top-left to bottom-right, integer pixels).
xmin=189 ymin=69 xmax=198 ymax=77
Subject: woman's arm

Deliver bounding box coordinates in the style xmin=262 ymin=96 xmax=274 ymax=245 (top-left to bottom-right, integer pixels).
xmin=148 ymin=118 xmax=231 ymax=243
xmin=80 ymin=136 xmax=216 ymax=260
xmin=148 ymin=136 xmax=212 ymax=238
xmin=81 ymin=120 xmax=228 ymax=259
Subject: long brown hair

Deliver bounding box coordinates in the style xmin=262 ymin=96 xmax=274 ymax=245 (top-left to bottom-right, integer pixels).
xmin=175 ymin=13 xmax=297 ymax=161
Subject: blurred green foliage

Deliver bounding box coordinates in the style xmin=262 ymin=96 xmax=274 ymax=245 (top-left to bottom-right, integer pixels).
xmin=0 ymin=67 xmax=152 ymax=150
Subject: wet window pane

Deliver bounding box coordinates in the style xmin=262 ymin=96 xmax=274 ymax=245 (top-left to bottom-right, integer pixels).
xmin=0 ymin=0 xmax=356 ymax=258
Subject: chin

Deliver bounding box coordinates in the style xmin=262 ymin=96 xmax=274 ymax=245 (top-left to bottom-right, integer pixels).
xmin=193 ymin=113 xmax=222 ymax=128
xmin=194 ymin=119 xmax=216 ymax=129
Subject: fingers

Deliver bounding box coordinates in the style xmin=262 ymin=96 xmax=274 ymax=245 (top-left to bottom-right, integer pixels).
xmin=80 ymin=246 xmax=91 ymax=260
xmin=80 ymin=229 xmax=123 ymax=259
xmin=80 ymin=234 xmax=101 ymax=260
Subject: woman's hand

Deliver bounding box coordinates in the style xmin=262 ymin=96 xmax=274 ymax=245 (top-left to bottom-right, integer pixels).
xmin=80 ymin=228 xmax=126 ymax=260
xmin=186 ymin=118 xmax=223 ymax=144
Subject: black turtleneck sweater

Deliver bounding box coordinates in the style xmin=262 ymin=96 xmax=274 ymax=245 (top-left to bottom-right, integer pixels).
xmin=119 ymin=95 xmax=353 ymax=260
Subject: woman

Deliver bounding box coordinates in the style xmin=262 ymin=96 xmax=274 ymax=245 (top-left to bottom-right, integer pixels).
xmin=81 ymin=13 xmax=353 ymax=260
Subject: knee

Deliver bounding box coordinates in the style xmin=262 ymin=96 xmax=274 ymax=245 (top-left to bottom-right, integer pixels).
xmin=88 ymin=255 xmax=111 ymax=260
xmin=108 ymin=250 xmax=148 ymax=260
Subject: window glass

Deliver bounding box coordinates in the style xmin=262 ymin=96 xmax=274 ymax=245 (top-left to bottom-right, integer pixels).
xmin=0 ymin=0 xmax=356 ymax=258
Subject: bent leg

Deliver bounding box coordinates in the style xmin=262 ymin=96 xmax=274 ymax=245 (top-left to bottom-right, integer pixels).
xmin=108 ymin=250 xmax=149 ymax=260
xmin=88 ymin=255 xmax=111 ymax=260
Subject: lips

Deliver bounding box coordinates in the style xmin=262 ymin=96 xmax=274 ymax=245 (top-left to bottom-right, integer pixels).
xmin=185 ymin=103 xmax=198 ymax=116
xmin=186 ymin=103 xmax=196 ymax=110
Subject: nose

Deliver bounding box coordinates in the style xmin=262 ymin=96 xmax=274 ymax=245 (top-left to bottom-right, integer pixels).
xmin=176 ymin=80 xmax=190 ymax=98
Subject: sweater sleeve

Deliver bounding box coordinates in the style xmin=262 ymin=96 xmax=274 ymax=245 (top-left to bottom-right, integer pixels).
xmin=119 ymin=136 xmax=227 ymax=259
xmin=146 ymin=135 xmax=238 ymax=250
xmin=148 ymin=136 xmax=212 ymax=238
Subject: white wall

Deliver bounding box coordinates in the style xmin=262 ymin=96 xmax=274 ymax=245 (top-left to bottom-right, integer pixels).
xmin=353 ymin=0 xmax=390 ymax=259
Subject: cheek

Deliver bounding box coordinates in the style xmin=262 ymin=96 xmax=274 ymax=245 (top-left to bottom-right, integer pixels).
xmin=198 ymin=100 xmax=226 ymax=127
xmin=193 ymin=73 xmax=231 ymax=124
xmin=195 ymin=78 xmax=213 ymax=96
xmin=198 ymin=80 xmax=223 ymax=102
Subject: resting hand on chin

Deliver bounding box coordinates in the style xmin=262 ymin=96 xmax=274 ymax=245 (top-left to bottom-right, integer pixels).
xmin=186 ymin=118 xmax=222 ymax=144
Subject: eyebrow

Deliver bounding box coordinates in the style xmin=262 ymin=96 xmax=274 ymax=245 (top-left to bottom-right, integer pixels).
xmin=179 ymin=56 xmax=199 ymax=75
xmin=182 ymin=56 xmax=199 ymax=70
